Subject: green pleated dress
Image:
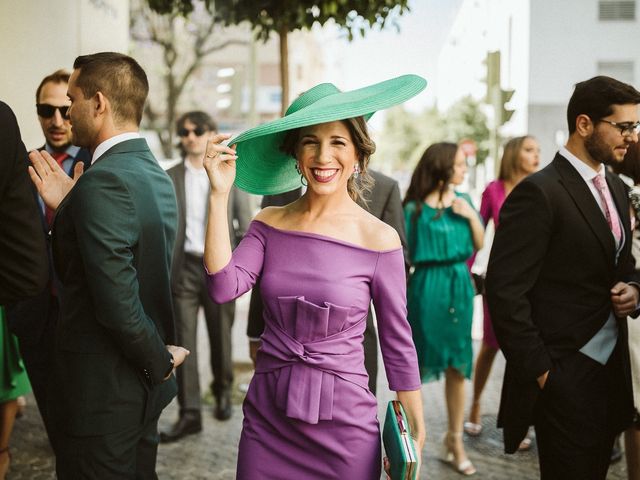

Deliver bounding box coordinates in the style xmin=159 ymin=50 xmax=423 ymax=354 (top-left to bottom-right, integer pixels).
xmin=0 ymin=306 xmax=31 ymax=403
xmin=404 ymin=194 xmax=476 ymax=383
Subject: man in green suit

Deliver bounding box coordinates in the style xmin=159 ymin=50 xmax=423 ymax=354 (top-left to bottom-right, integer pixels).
xmin=29 ymin=52 xmax=189 ymax=479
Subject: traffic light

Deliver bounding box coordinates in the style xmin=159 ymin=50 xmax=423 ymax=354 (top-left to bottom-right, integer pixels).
xmin=485 ymin=51 xmax=501 ymax=103
xmin=498 ymin=88 xmax=515 ymax=125
xmin=484 ymin=50 xmax=515 ymax=127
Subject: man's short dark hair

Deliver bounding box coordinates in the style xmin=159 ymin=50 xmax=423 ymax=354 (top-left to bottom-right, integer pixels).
xmin=567 ymin=76 xmax=640 ymax=134
xmin=175 ymin=110 xmax=217 ymax=134
xmin=36 ymin=69 xmax=71 ymax=102
xmin=175 ymin=111 xmax=217 ymax=157
xmin=73 ymin=52 xmax=149 ymax=126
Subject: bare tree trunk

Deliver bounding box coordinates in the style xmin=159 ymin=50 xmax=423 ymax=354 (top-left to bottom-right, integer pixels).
xmin=278 ymin=25 xmax=289 ymax=116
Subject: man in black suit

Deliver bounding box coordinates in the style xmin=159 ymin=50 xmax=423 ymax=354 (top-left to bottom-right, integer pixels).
xmin=7 ymin=70 xmax=92 ymax=449
xmin=247 ymin=169 xmax=407 ymax=394
xmin=29 ymin=52 xmax=189 ymax=479
xmin=0 ymin=100 xmax=48 ymax=304
xmin=161 ymin=111 xmax=251 ymax=442
xmin=486 ymin=76 xmax=640 ymax=479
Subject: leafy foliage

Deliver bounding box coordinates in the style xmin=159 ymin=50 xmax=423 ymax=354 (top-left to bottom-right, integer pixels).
xmin=147 ymin=0 xmax=410 ymax=41
xmin=443 ymin=95 xmax=490 ymax=165
xmin=374 ymin=96 xmax=490 ymax=171
xmin=132 ymin=0 xmax=246 ymax=158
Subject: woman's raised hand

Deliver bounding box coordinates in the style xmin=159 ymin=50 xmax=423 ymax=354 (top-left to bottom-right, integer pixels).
xmin=203 ymin=133 xmax=238 ymax=194
xmin=451 ymin=197 xmax=475 ymax=220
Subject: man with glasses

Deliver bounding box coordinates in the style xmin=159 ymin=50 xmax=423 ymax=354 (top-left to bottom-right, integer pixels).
xmin=7 ymin=70 xmax=92 ymax=450
xmin=160 ymin=111 xmax=252 ymax=442
xmin=487 ymin=75 xmax=640 ymax=478
xmin=35 ymin=70 xmax=91 ymax=186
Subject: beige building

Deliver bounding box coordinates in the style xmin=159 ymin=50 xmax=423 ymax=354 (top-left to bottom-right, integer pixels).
xmin=0 ymin=0 xmax=130 ymax=149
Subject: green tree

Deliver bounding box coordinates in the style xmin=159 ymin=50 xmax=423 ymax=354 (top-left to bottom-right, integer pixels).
xmin=147 ymin=0 xmax=410 ymax=115
xmin=375 ymin=96 xmax=490 ymax=173
xmin=373 ymin=105 xmax=445 ymax=171
xmin=131 ymin=0 xmax=247 ymax=158
xmin=443 ymin=95 xmax=490 ymax=165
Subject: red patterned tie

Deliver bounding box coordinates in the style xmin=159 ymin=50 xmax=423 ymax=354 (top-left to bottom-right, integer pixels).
xmin=44 ymin=152 xmax=70 ymax=228
xmin=593 ymin=174 xmax=622 ymax=246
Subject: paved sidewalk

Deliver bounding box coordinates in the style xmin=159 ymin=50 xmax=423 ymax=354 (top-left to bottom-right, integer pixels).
xmin=9 ymin=294 xmax=631 ymax=478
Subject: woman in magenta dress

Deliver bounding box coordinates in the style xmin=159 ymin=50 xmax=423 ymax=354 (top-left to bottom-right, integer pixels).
xmin=464 ymin=136 xmax=540 ymax=441
xmin=202 ymin=77 xmax=426 ymax=479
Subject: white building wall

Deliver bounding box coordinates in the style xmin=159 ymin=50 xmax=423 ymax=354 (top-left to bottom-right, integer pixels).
xmin=0 ymin=0 xmax=129 ymax=149
xmin=436 ymin=0 xmax=530 ymax=137
xmin=528 ymin=0 xmax=640 ymax=160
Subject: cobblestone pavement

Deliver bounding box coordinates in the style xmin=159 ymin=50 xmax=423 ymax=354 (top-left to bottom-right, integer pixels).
xmin=9 ymin=295 xmax=631 ymax=479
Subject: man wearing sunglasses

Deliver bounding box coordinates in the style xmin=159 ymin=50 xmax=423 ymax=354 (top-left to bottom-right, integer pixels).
xmin=35 ymin=70 xmax=91 ymax=181
xmin=160 ymin=111 xmax=252 ymax=442
xmin=6 ymin=70 xmax=93 ymax=451
xmin=487 ymin=75 xmax=640 ymax=479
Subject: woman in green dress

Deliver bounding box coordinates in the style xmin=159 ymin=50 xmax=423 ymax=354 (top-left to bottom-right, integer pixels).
xmin=403 ymin=142 xmax=484 ymax=476
xmin=0 ymin=306 xmax=32 ymax=479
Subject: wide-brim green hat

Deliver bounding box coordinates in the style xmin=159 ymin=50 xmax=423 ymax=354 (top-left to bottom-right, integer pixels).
xmin=231 ymin=74 xmax=427 ymax=195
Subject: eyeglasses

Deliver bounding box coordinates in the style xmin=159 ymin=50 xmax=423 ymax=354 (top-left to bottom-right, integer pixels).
xmin=599 ymin=119 xmax=640 ymax=137
xmin=177 ymin=126 xmax=207 ymax=137
xmin=36 ymin=104 xmax=69 ymax=119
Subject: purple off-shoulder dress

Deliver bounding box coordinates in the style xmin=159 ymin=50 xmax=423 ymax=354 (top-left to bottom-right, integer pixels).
xmin=207 ymin=220 xmax=420 ymax=479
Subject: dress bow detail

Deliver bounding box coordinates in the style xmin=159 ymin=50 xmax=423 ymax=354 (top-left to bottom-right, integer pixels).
xmin=255 ymin=296 xmax=369 ymax=424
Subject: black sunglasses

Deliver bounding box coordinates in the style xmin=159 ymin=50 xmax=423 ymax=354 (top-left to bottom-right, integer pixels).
xmin=36 ymin=103 xmax=69 ymax=119
xmin=178 ymin=126 xmax=207 ymax=137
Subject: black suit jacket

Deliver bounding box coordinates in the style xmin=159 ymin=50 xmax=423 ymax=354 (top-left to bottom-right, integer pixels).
xmin=166 ymin=161 xmax=252 ymax=290
xmin=51 ymin=138 xmax=178 ymax=436
xmin=486 ymin=152 xmax=638 ymax=452
xmin=0 ymin=101 xmax=48 ymax=305
xmin=246 ymin=169 xmax=408 ymax=337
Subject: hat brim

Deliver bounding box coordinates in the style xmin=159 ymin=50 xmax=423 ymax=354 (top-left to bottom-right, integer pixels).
xmin=231 ymin=74 xmax=427 ymax=195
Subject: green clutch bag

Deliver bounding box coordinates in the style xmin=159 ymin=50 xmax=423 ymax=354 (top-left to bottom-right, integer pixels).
xmin=383 ymin=400 xmax=418 ymax=480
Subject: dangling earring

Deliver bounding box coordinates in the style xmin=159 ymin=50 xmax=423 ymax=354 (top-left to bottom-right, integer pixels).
xmin=353 ymin=164 xmax=360 ymax=179
xmin=295 ymin=162 xmax=307 ymax=186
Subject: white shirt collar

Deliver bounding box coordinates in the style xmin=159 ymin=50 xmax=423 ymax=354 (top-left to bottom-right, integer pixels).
xmin=92 ymin=132 xmax=141 ymax=164
xmin=559 ymin=145 xmax=605 ymax=182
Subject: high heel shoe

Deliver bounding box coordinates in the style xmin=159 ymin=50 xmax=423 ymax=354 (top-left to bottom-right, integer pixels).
xmin=464 ymin=401 xmax=482 ymax=436
xmin=441 ymin=432 xmax=476 ymax=476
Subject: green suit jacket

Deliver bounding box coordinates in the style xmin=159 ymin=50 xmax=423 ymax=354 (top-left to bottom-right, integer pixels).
xmin=51 ymin=138 xmax=178 ymax=436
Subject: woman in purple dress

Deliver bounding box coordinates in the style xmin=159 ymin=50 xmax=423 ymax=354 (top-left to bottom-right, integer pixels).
xmin=201 ymin=77 xmax=426 ymax=479
xmin=464 ymin=136 xmax=540 ymax=443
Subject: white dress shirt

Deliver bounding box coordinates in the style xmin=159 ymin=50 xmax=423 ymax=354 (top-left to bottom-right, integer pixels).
xmin=184 ymin=161 xmax=210 ymax=256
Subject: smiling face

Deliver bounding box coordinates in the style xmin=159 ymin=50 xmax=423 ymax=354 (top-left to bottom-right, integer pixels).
xmin=518 ymin=137 xmax=541 ymax=175
xmin=586 ymin=104 xmax=640 ymax=166
xmin=450 ymin=147 xmax=467 ymax=186
xmin=295 ymin=121 xmax=358 ymax=196
xmin=37 ymin=81 xmax=72 ymax=151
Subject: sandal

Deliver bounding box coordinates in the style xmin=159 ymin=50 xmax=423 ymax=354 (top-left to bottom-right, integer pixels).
xmin=442 ymin=432 xmax=476 ymax=476
xmin=518 ymin=436 xmax=532 ymax=451
xmin=463 ymin=421 xmax=483 ymax=437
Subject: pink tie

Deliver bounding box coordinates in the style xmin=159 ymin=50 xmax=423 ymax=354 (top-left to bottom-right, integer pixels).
xmin=593 ymin=174 xmax=622 ymax=246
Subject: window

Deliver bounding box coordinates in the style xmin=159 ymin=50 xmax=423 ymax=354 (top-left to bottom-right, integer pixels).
xmin=597 ymin=61 xmax=635 ymax=84
xmin=599 ymin=0 xmax=636 ymax=20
